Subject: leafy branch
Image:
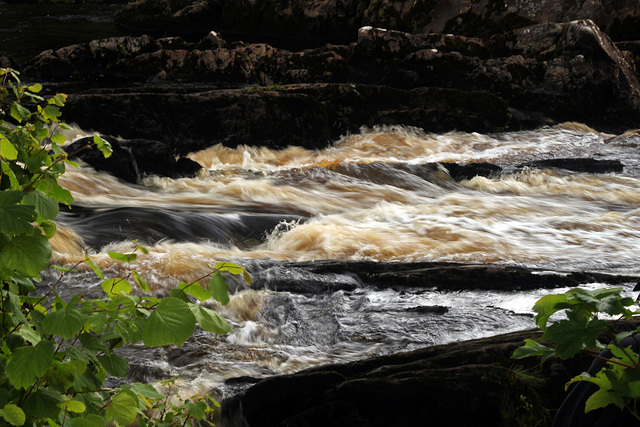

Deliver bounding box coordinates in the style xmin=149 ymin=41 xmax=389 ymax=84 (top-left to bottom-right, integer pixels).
xmin=0 ymin=68 xmax=249 ymax=426
xmin=512 ymin=286 xmax=640 ymax=418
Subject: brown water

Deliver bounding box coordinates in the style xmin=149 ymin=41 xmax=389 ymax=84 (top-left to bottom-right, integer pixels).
xmin=47 ymin=123 xmax=640 ymax=405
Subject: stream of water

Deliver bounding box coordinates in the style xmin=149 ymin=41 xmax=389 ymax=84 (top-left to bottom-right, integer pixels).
xmin=43 ymin=123 xmax=640 ymax=404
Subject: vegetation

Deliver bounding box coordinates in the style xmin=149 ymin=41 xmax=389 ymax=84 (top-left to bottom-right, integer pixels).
xmin=0 ymin=68 xmax=249 ymax=425
xmin=513 ymin=286 xmax=640 ymax=420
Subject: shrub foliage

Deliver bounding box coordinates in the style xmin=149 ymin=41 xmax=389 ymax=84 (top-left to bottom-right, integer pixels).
xmin=0 ymin=68 xmax=249 ymax=425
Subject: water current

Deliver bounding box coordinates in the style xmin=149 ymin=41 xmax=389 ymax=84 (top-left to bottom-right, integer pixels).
xmin=43 ymin=123 xmax=640 ymax=404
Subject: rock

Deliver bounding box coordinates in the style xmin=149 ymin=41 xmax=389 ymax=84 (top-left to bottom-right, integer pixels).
xmin=65 ymin=135 xmax=202 ymax=183
xmin=251 ymin=260 xmax=638 ymax=292
xmin=113 ymin=0 xmax=640 ymax=49
xmin=521 ymin=158 xmax=625 ymax=173
xmin=196 ymin=30 xmax=229 ymax=50
xmin=219 ymin=328 xmax=603 ymax=427
xmin=24 ymin=18 xmax=640 ymax=138
xmin=440 ymin=162 xmax=503 ymax=181
xmin=62 ymin=84 xmax=511 ymax=153
xmin=65 ymin=136 xmax=140 ymax=184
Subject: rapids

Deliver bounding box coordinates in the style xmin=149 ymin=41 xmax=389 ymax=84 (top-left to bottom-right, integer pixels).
xmin=47 ymin=124 xmax=640 ymax=405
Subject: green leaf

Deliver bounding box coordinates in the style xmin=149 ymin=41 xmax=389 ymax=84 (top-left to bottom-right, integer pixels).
xmin=511 ymin=338 xmax=555 ymax=366
xmin=190 ymin=304 xmax=232 ymax=335
xmin=0 ymin=137 xmax=18 ymax=161
xmin=93 ymin=135 xmax=112 ymax=159
xmin=10 ymin=104 xmax=30 ymax=122
xmin=23 ymin=190 xmax=59 ymax=221
xmin=208 ymin=272 xmax=230 ymax=306
xmin=16 ymin=325 xmax=41 ymax=345
xmin=42 ymin=306 xmax=87 ymax=339
xmin=0 ymin=234 xmax=51 ymax=277
xmin=97 ymin=352 xmax=129 ymax=378
xmin=43 ymin=105 xmax=61 ymax=121
xmin=1 ymin=403 xmax=25 ymax=426
xmin=142 ymin=297 xmax=196 ymax=347
xmin=106 ymin=392 xmax=137 ymax=426
xmin=542 ymin=315 xmax=609 ymax=359
xmin=40 ymin=220 xmax=57 ymax=240
xmin=179 ymin=282 xmax=211 ymax=302
xmin=185 ymin=400 xmax=207 ymax=420
xmin=34 ymin=179 xmax=74 ymax=205
xmin=0 ymin=192 xmax=37 ymax=235
xmin=101 ymin=278 xmax=132 ymax=297
xmin=57 ymin=399 xmax=85 ymax=414
xmin=107 ymin=251 xmax=137 ymax=263
xmin=243 ymin=269 xmax=252 ymax=286
xmin=51 ymin=93 xmax=66 ymax=107
xmin=27 ymin=83 xmax=42 ymax=93
xmin=5 ymin=340 xmax=54 ymax=389
xmin=84 ymin=253 xmax=103 ymax=280
xmin=51 ymin=133 xmax=66 ymax=145
xmin=132 ymin=270 xmax=150 ymax=292
xmin=585 ymin=388 xmax=626 ymax=412
xmin=23 ymin=389 xmax=63 ymax=419
xmin=215 ymin=262 xmax=244 ymax=275
xmin=131 ymin=383 xmax=164 ymax=400
xmin=532 ymin=293 xmax=568 ymax=329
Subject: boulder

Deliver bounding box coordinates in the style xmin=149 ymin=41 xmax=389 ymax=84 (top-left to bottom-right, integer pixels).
xmin=219 ymin=328 xmax=601 ymax=427
xmin=65 ymin=136 xmax=140 ymax=184
xmin=65 ymin=135 xmax=201 ymax=183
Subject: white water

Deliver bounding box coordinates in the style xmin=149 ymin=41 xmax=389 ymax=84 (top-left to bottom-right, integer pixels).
xmin=48 ymin=123 xmax=640 ymax=401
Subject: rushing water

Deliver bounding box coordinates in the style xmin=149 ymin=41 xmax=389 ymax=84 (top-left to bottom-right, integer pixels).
xmin=45 ymin=123 xmax=640 ymax=404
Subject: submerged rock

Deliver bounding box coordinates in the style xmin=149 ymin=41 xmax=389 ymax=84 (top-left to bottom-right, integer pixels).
xmin=521 ymin=158 xmax=625 ymax=173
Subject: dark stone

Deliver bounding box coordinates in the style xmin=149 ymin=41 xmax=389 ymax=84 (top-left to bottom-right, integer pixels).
xmin=65 ymin=136 xmax=140 ymax=184
xmin=440 ymin=162 xmax=503 ymax=181
xmin=250 ymin=260 xmax=638 ymax=292
xmin=65 ymin=135 xmax=202 ymax=183
xmin=23 ymin=18 xmax=640 ymax=141
xmin=61 ymin=84 xmax=512 ymax=154
xmin=522 ymin=158 xmax=625 ymax=173
xmin=220 ymin=326 xmax=620 ymax=427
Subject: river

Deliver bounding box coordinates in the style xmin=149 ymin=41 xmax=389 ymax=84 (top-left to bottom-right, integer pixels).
xmin=41 ymin=123 xmax=640 ymax=405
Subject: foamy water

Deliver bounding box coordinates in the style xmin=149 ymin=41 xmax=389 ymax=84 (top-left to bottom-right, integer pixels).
xmin=48 ymin=124 xmax=640 ymax=405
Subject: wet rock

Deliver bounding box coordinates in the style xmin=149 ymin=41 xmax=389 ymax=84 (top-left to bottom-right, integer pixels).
xmin=521 ymin=158 xmax=625 ymax=173
xmin=254 ymin=260 xmax=638 ymax=292
xmin=440 ymin=162 xmax=503 ymax=181
xmin=62 ymin=84 xmax=512 ymax=153
xmin=65 ymin=136 xmax=140 ymax=184
xmin=220 ymin=328 xmax=601 ymax=427
xmin=65 ymin=135 xmax=202 ymax=183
